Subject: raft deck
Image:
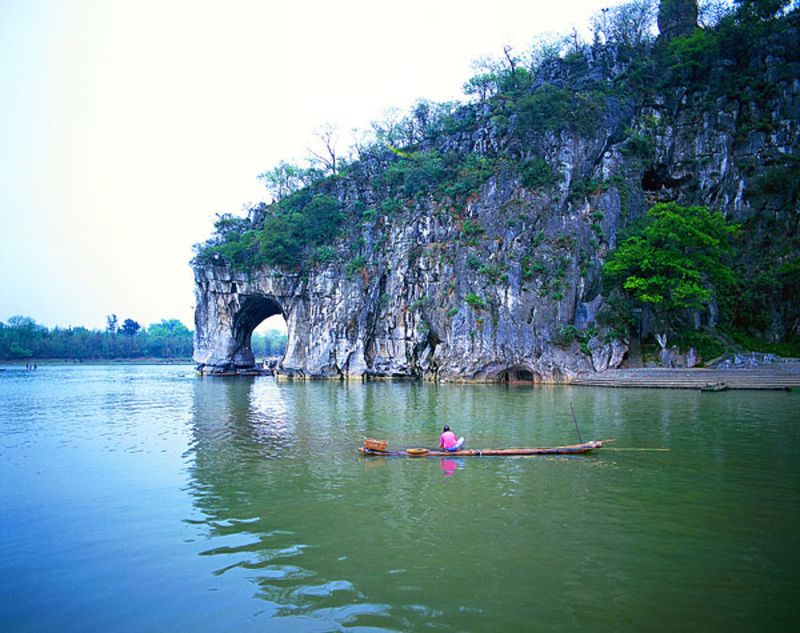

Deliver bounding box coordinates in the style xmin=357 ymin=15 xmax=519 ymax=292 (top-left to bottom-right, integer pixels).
xmin=358 ymin=440 xmax=604 ymax=457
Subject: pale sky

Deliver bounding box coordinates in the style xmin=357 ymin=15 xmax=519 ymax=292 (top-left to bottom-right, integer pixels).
xmin=0 ymin=0 xmax=625 ymax=332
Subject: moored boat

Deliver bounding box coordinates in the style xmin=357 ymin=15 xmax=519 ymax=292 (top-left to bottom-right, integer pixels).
xmin=700 ymin=382 xmax=728 ymax=392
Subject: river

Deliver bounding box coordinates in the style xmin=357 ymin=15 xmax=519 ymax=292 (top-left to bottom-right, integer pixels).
xmin=1 ymin=364 xmax=798 ymax=631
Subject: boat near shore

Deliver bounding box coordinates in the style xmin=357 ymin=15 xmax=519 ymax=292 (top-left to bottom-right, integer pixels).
xmin=700 ymin=382 xmax=728 ymax=392
xmin=358 ymin=439 xmax=604 ymax=457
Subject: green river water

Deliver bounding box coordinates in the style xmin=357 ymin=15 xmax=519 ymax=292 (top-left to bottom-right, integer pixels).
xmin=1 ymin=364 xmax=798 ymax=632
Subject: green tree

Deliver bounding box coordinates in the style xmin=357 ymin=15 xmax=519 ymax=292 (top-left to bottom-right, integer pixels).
xmin=146 ymin=319 xmax=193 ymax=358
xmin=120 ymin=319 xmax=141 ymax=336
xmin=257 ymin=161 xmax=307 ymax=202
xmin=604 ymin=202 xmax=739 ymax=342
xmin=106 ymin=314 xmax=118 ymax=334
xmin=1 ymin=316 xmax=45 ymax=358
xmin=734 ymin=0 xmax=793 ymax=19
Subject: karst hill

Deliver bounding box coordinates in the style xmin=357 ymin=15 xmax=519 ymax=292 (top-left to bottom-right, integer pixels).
xmin=192 ymin=0 xmax=799 ymax=380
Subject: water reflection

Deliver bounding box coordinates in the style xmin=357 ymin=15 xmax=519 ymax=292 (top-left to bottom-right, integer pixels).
xmin=5 ymin=365 xmax=797 ymax=630
xmin=182 ymin=377 xmax=800 ymax=632
xmin=439 ymin=458 xmax=462 ymax=477
xmin=186 ymin=377 xmax=395 ymax=628
xmin=182 ymin=378 xmax=633 ymax=630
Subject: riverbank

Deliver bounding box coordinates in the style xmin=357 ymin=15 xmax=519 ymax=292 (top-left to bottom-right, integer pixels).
xmin=0 ymin=358 xmax=193 ymax=366
xmin=572 ymin=364 xmax=800 ymax=390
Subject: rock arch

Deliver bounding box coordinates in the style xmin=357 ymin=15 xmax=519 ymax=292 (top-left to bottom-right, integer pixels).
xmin=191 ymin=256 xmax=605 ymax=381
xmin=192 ymin=264 xmax=372 ymax=378
xmin=193 ymin=267 xmax=293 ymax=372
xmin=231 ymin=295 xmax=284 ymax=368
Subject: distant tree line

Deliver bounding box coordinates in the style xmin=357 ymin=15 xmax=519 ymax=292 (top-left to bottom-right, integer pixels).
xmin=251 ymin=330 xmax=289 ymax=358
xmin=0 ymin=315 xmax=195 ymax=360
xmin=0 ymin=315 xmax=289 ymax=361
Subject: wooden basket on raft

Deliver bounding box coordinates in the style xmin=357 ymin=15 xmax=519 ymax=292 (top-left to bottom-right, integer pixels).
xmin=363 ymin=438 xmax=389 ymax=452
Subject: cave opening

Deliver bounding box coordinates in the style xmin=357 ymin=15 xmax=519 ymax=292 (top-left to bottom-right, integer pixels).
xmin=499 ymin=367 xmax=539 ymax=384
xmin=232 ymin=295 xmax=287 ymax=369
xmin=642 ymin=166 xmax=689 ymax=192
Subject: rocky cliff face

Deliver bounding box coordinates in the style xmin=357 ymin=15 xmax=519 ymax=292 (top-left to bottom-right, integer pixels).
xmin=193 ymin=9 xmax=799 ymax=380
xmin=193 ymin=174 xmax=630 ymax=381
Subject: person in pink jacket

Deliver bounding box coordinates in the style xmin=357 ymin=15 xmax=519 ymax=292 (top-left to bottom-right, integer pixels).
xmin=439 ymin=425 xmax=465 ymax=451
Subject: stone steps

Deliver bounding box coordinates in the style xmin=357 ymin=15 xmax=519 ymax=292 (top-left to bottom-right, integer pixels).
xmin=571 ymin=367 xmax=800 ymax=390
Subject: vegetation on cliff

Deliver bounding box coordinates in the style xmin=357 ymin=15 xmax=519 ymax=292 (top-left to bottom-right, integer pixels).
xmin=193 ymin=0 xmax=800 ymax=362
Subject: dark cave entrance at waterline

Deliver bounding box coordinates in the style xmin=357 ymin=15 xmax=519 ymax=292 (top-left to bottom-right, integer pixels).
xmin=498 ymin=367 xmax=540 ymax=384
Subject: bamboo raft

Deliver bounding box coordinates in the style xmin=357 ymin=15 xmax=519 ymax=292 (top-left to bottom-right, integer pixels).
xmin=358 ymin=439 xmax=604 ymax=457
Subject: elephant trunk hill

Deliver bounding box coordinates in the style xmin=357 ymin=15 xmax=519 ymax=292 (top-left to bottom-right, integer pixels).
xmin=193 ymin=4 xmax=799 ymax=381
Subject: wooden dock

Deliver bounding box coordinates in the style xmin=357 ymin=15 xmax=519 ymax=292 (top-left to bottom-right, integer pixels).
xmin=570 ymin=366 xmax=800 ymax=390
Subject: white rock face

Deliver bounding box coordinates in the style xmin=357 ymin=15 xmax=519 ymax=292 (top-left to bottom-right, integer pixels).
xmin=192 ymin=20 xmax=799 ymax=378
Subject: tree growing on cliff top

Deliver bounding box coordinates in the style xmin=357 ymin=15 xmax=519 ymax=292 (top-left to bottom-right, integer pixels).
xmin=603 ymin=202 xmax=740 ymax=343
xmin=257 ymin=161 xmax=307 ymax=202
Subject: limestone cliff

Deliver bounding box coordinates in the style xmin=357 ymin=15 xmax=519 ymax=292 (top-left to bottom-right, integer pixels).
xmin=193 ymin=7 xmax=799 ymax=380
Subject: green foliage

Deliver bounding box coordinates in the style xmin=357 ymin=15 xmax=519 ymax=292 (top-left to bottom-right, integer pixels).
xmin=735 ymin=0 xmax=794 ymax=20
xmin=604 ymin=202 xmax=740 ymax=328
xmin=195 ymin=194 xmax=344 ymax=270
xmin=662 ymin=5 xmax=798 ymax=106
xmin=257 ymin=161 xmax=307 ymax=201
xmin=478 ymin=262 xmax=508 ymax=285
xmin=520 ymin=159 xmax=559 ymax=190
xmin=552 ymin=325 xmax=579 ymax=348
xmin=301 ymin=195 xmax=343 ymax=245
xmin=552 ymin=324 xmax=598 ymax=353
xmin=384 ymin=150 xmax=446 ymax=197
xmin=621 ymin=130 xmax=656 ymax=160
xmin=250 ymin=329 xmax=288 ymax=357
xmin=570 ymin=179 xmax=609 ymax=202
xmin=673 ymin=329 xmax=728 ymax=362
xmin=439 ymin=154 xmax=498 ymax=198
xmin=461 ymin=219 xmax=484 ymax=236
xmin=727 ymin=253 xmax=800 ymax=336
xmin=383 ymin=150 xmax=498 ymax=200
xmin=446 ymin=306 xmax=460 ymax=318
xmin=409 ymin=296 xmax=432 ymax=311
xmin=381 ymin=198 xmax=403 ymax=214
xmin=258 ymin=215 xmax=304 ymax=268
xmin=514 ymin=85 xmax=604 ymax=137
xmin=596 ymin=292 xmax=635 ymax=341
xmin=313 ymin=245 xmax=336 ymax=264
xmin=120 ymin=319 xmax=141 ymax=336
xmin=465 ymin=293 xmax=486 ymax=310
xmin=746 ymin=156 xmax=800 ymax=211
xmin=0 ymin=316 xmax=194 ymax=360
xmin=726 ymin=328 xmax=800 ymax=357
xmin=346 ymin=255 xmax=367 ymax=279
xmin=664 ymin=28 xmax=720 ymax=86
xmin=521 ymin=255 xmax=547 ymax=281
xmin=145 ymin=319 xmax=194 ymax=358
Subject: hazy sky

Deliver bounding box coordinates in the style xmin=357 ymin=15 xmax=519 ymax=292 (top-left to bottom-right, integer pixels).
xmin=1 ymin=0 xmax=625 ymax=331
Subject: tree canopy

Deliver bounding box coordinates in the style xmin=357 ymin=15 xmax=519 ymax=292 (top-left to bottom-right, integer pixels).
xmin=603 ymin=202 xmax=739 ymax=329
xmin=0 ymin=316 xmax=195 ymax=360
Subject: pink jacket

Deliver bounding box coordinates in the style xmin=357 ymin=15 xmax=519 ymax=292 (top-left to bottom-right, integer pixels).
xmin=439 ymin=430 xmax=458 ymax=449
